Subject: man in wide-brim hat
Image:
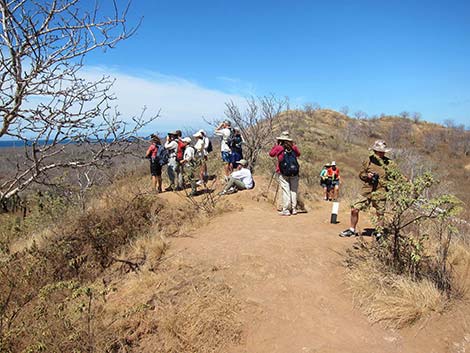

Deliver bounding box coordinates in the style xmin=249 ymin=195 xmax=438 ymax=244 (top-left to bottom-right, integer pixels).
xmin=269 ymin=131 xmax=301 ymax=216
xmin=339 ymin=139 xmax=394 ymax=239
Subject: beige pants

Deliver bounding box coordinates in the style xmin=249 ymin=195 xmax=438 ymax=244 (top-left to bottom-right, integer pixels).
xmin=278 ymin=174 xmax=299 ymax=211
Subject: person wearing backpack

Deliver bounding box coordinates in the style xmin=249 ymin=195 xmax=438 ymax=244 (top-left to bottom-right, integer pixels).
xmin=229 ymin=128 xmax=244 ymax=169
xmin=164 ymin=131 xmax=181 ymax=191
xmin=145 ymin=134 xmax=163 ymax=193
xmin=269 ymin=131 xmax=301 ymax=216
xmin=320 ymin=163 xmax=331 ymax=201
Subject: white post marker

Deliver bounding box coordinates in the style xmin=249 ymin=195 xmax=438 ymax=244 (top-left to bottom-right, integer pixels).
xmin=330 ymin=201 xmax=339 ymax=224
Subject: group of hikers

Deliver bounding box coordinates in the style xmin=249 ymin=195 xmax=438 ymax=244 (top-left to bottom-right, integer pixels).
xmin=145 ymin=121 xmax=252 ymax=197
xmin=146 ymin=123 xmax=395 ymax=239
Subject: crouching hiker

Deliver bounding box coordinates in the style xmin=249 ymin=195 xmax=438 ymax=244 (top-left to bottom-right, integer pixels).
xmin=269 ymin=131 xmax=301 ymax=216
xmin=219 ymin=159 xmax=254 ymax=195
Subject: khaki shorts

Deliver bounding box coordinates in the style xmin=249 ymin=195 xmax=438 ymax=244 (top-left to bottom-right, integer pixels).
xmin=352 ymin=196 xmax=386 ymax=216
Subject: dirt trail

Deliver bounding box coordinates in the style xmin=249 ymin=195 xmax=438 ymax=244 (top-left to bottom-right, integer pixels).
xmin=161 ymin=182 xmax=470 ymax=353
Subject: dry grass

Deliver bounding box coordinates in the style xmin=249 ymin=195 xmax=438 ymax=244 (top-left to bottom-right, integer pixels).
xmin=347 ymin=257 xmax=448 ymax=328
xmin=103 ymin=256 xmax=242 ymax=353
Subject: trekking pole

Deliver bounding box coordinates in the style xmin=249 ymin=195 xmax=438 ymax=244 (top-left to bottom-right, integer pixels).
xmin=273 ymin=179 xmax=279 ymax=206
xmin=267 ymin=170 xmax=276 ymax=193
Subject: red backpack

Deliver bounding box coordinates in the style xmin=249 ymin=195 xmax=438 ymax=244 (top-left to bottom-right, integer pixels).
xmin=176 ymin=139 xmax=186 ymax=161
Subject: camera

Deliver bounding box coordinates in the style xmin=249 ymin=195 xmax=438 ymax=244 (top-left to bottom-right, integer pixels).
xmin=370 ymin=173 xmax=380 ymax=188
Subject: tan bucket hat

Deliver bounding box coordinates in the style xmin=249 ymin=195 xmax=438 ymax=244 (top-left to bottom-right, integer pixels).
xmin=370 ymin=140 xmax=391 ymax=153
xmin=276 ymin=131 xmax=293 ymax=142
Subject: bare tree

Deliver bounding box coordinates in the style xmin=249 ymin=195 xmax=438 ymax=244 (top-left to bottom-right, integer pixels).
xmin=224 ymin=96 xmax=288 ymax=173
xmin=0 ymin=0 xmax=157 ymax=205
xmin=340 ymin=106 xmax=349 ymax=116
xmin=354 ymin=110 xmax=368 ymax=120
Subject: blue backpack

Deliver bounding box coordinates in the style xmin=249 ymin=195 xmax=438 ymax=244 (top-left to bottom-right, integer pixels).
xmin=279 ymin=150 xmax=299 ymax=177
xmin=156 ymin=146 xmax=169 ymax=166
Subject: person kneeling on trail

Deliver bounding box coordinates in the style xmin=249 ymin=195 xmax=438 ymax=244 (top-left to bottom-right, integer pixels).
xmin=269 ymin=131 xmax=301 ymax=216
xmin=219 ymin=159 xmax=254 ymax=195
xmin=339 ymin=139 xmax=395 ymax=239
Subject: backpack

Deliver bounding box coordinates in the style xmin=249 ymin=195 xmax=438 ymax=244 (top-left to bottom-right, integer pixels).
xmin=206 ymin=139 xmax=213 ymax=153
xmin=279 ymin=150 xmax=299 ymax=177
xmin=176 ymin=139 xmax=186 ymax=161
xmin=226 ymin=128 xmax=236 ymax=148
xmin=156 ymin=146 xmax=169 ymax=166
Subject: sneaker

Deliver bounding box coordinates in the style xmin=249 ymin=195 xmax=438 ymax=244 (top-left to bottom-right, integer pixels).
xmin=339 ymin=229 xmax=357 ymax=237
xmin=218 ymin=190 xmax=227 ymax=196
xmin=165 ymin=186 xmax=174 ymax=192
xmin=291 ymin=208 xmax=298 ymax=215
xmin=279 ymin=210 xmax=291 ymax=216
xmin=226 ymin=187 xmax=237 ymax=194
xmin=196 ymin=180 xmax=204 ymax=186
xmin=373 ymin=231 xmax=383 ymax=240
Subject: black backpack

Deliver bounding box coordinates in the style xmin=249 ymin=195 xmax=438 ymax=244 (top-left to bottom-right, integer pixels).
xmin=279 ymin=150 xmax=299 ymax=177
xmin=207 ymin=139 xmax=213 ymax=153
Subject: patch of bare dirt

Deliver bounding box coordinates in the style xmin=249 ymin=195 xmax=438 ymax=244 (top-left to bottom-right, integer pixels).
xmin=147 ymin=177 xmax=470 ymax=353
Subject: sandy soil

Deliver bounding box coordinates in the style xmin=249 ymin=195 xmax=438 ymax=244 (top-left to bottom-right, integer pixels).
xmin=160 ymin=180 xmax=470 ymax=353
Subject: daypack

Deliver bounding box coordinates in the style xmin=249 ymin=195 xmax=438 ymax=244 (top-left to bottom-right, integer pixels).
xmin=206 ymin=139 xmax=213 ymax=153
xmin=279 ymin=150 xmax=299 ymax=177
xmin=176 ymin=139 xmax=186 ymax=161
xmin=226 ymin=128 xmax=237 ymax=148
xmin=156 ymin=146 xmax=169 ymax=166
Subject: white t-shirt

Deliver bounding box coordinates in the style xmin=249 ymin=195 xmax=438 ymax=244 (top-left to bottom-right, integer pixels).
xmin=194 ymin=138 xmax=207 ymax=157
xmin=214 ymin=128 xmax=231 ymax=152
xmin=231 ymin=167 xmax=253 ymax=189
xmin=183 ymin=146 xmax=195 ymax=162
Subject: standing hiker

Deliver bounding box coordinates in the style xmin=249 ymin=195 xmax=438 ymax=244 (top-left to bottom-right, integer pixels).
xmin=214 ymin=120 xmax=233 ymax=179
xmin=339 ymin=140 xmax=395 ymax=239
xmin=320 ymin=163 xmax=331 ymax=201
xmin=164 ymin=131 xmax=180 ymax=191
xmin=269 ymin=131 xmax=301 ymax=216
xmin=328 ymin=161 xmax=341 ymax=201
xmin=193 ymin=129 xmax=210 ymax=185
xmin=145 ymin=134 xmax=163 ymax=193
xmin=180 ymin=137 xmax=199 ymax=196
xmin=229 ymin=127 xmax=244 ymax=169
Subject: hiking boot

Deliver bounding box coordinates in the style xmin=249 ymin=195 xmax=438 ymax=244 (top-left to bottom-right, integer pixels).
xmin=279 ymin=210 xmax=291 ymax=216
xmin=291 ymin=208 xmax=298 ymax=215
xmin=339 ymin=229 xmax=357 ymax=237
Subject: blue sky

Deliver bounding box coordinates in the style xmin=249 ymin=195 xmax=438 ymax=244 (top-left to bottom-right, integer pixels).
xmin=84 ymin=0 xmax=470 ymax=132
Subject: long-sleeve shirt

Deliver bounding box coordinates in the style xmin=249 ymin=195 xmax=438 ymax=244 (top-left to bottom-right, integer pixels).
xmin=183 ymin=146 xmax=195 ymax=162
xmin=164 ymin=140 xmax=178 ymax=158
xmin=231 ymin=167 xmax=254 ymax=189
xmin=269 ymin=144 xmax=301 ymax=174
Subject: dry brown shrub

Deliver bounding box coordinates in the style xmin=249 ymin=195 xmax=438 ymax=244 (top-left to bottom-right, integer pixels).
xmin=347 ymin=256 xmax=448 ymax=329
xmin=102 ymin=258 xmax=242 ymax=353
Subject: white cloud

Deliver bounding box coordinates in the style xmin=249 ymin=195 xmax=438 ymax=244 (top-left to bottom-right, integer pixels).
xmin=81 ymin=67 xmax=247 ymax=134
